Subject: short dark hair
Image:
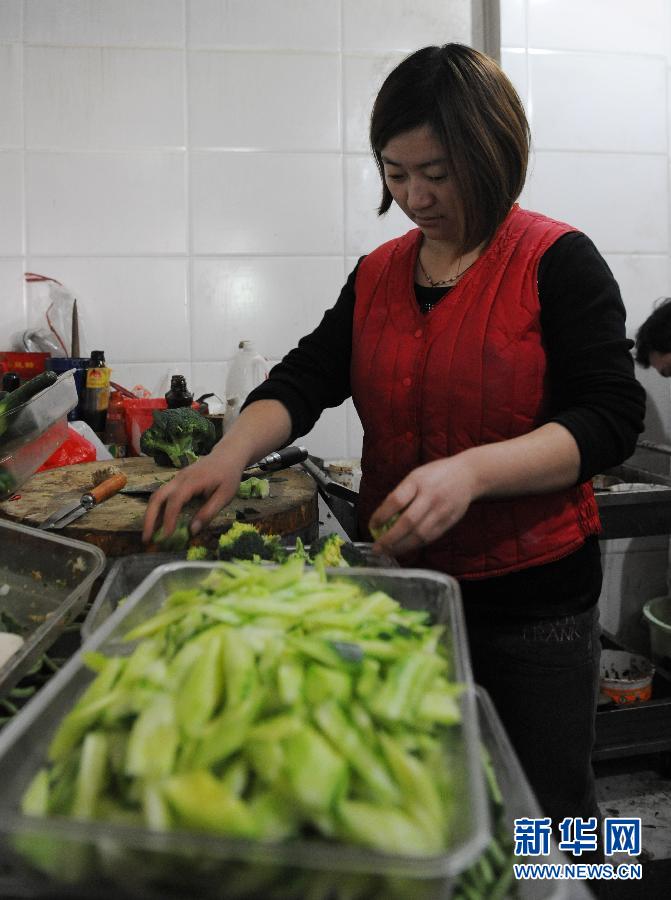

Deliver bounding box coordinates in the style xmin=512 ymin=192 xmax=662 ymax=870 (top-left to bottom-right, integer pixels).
xmin=369 ymin=44 xmax=530 ymax=254
xmin=634 ymin=298 xmax=671 ymax=367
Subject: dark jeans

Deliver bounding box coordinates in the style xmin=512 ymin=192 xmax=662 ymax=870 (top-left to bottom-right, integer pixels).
xmin=466 ymin=604 xmax=602 ymax=829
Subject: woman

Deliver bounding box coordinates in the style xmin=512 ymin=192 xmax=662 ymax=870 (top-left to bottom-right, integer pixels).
xmin=144 ymin=44 xmax=645 ymax=833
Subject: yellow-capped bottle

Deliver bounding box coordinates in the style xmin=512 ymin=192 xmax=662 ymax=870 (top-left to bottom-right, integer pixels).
xmin=82 ymin=350 xmax=111 ymax=436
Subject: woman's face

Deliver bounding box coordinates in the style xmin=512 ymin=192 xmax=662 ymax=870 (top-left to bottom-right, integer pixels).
xmin=381 ymin=124 xmax=462 ymax=244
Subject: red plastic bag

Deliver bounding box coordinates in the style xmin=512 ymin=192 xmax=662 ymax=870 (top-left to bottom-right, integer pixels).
xmin=38 ymin=425 xmax=96 ymax=471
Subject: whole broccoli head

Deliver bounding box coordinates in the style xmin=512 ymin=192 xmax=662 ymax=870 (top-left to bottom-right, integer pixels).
xmin=140 ymin=408 xmax=216 ymax=468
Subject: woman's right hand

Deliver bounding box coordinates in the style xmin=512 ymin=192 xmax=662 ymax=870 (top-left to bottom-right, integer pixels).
xmin=142 ymin=399 xmax=294 ymax=543
xmin=142 ymin=444 xmax=246 ymax=542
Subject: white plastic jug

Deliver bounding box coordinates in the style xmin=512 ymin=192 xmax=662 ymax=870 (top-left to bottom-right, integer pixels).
xmin=224 ymin=340 xmax=268 ymax=430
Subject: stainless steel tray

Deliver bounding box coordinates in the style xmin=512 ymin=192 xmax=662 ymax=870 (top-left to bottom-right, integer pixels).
xmin=81 ymin=543 xmax=398 ymax=641
xmin=0 ymin=563 xmax=488 ymax=898
xmin=0 ymin=370 xmax=78 ymax=499
xmin=0 ymin=520 xmax=106 ymax=699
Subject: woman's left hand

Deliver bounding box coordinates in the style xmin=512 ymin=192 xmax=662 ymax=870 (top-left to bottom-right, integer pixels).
xmin=369 ymin=455 xmax=479 ymax=557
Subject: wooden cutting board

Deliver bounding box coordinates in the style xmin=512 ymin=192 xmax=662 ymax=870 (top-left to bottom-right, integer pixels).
xmin=0 ymin=457 xmax=318 ymax=558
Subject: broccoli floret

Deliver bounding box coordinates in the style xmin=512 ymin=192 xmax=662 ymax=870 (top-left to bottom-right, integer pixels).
xmin=287 ymin=537 xmax=310 ymax=562
xmin=237 ymin=477 xmax=270 ymax=499
xmin=140 ymin=407 xmax=216 ymax=469
xmin=186 ymin=545 xmax=209 ymax=561
xmin=217 ymin=522 xmax=285 ymax=562
xmin=309 ymin=533 xmax=348 ymax=567
xmin=152 ymin=521 xmax=191 ymax=552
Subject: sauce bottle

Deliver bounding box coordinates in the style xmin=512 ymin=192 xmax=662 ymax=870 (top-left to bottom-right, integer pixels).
xmin=103 ymin=390 xmax=128 ymax=458
xmin=82 ymin=350 xmax=111 ymax=436
xmin=165 ymin=375 xmax=194 ymax=409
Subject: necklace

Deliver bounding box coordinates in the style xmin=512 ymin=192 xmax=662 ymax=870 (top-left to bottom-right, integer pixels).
xmin=418 ymin=252 xmax=477 ymax=288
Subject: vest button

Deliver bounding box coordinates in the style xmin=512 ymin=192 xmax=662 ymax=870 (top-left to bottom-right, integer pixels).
xmin=402 ymin=377 xmax=411 ymax=387
xmin=414 ymin=329 xmax=423 ymax=338
xmin=405 ymin=431 xmax=414 ymax=442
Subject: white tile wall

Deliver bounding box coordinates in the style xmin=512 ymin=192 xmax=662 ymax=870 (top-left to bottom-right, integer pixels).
xmin=24 ymin=46 xmax=185 ymax=149
xmin=24 ymin=0 xmax=185 ymax=47
xmin=26 ymin=152 xmax=187 ymax=255
xmin=0 ymin=151 xmax=23 ymax=256
xmin=525 ymin=152 xmax=668 ymax=254
xmin=3 ymin=0 xmax=476 ymax=458
xmin=188 ymin=51 xmax=340 ymax=151
xmin=0 ymin=44 xmax=22 ymax=148
xmin=342 ymin=0 xmax=471 ymax=52
xmin=526 ymin=0 xmax=669 ymax=56
xmin=4 ymin=0 xmax=671 ymax=474
xmin=0 ymin=1 xmax=22 ymax=42
xmin=191 ymin=256 xmax=346 ymax=361
xmin=530 ymin=51 xmax=667 ymax=154
xmin=0 ymin=259 xmax=26 ymax=340
xmin=190 ymin=151 xmax=343 ymax=255
xmin=502 ymin=0 xmax=671 ymax=641
xmin=187 ymin=0 xmax=340 ymax=51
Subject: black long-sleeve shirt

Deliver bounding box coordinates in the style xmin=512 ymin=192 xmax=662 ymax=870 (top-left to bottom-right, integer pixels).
xmin=246 ymin=231 xmax=646 ymax=618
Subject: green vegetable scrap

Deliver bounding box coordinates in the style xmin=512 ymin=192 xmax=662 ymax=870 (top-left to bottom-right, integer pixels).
xmin=140 ymin=407 xmax=216 ymax=469
xmin=185 ymin=545 xmax=208 ymax=561
xmin=370 ymin=513 xmax=400 ymax=542
xmin=152 ymin=520 xmax=191 ymax=552
xmin=22 ymin=558 xmax=465 ymax=859
xmin=237 ymin=477 xmax=270 ymax=499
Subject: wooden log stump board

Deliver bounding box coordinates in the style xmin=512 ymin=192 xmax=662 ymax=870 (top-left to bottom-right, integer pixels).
xmin=0 ymin=458 xmax=319 ymax=558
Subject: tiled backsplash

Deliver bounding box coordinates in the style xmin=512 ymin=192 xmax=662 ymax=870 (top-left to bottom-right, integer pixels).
xmin=502 ymin=0 xmax=671 ymax=448
xmin=502 ymin=0 xmax=671 ymax=631
xmin=0 ymin=0 xmax=470 ymax=459
xmin=1 ymin=0 xmax=670 ymax=458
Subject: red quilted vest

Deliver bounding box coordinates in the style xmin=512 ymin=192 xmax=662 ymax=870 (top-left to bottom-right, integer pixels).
xmin=351 ymin=204 xmax=601 ymax=579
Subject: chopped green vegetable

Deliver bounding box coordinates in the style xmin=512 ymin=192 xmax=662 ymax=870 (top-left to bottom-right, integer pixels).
xmin=237 ymin=477 xmax=270 ymax=499
xmin=370 ymin=512 xmax=400 ymax=542
xmin=23 ymin=559 xmax=465 ymax=860
xmin=152 ymin=520 xmax=191 ymax=552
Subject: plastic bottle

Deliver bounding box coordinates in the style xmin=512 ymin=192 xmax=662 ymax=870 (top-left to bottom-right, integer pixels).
xmin=102 ymin=390 xmax=128 ymax=458
xmin=82 ymin=350 xmax=111 ymax=436
xmin=224 ymin=340 xmax=268 ymax=430
xmin=165 ymin=374 xmax=194 ymax=409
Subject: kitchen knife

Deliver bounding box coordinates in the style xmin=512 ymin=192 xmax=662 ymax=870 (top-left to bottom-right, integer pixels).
xmin=243 ymin=445 xmax=308 ymax=476
xmin=119 ymin=446 xmax=309 ymax=497
xmin=300 ymin=457 xmax=359 ymax=502
xmin=39 ymin=473 xmax=127 ymax=530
